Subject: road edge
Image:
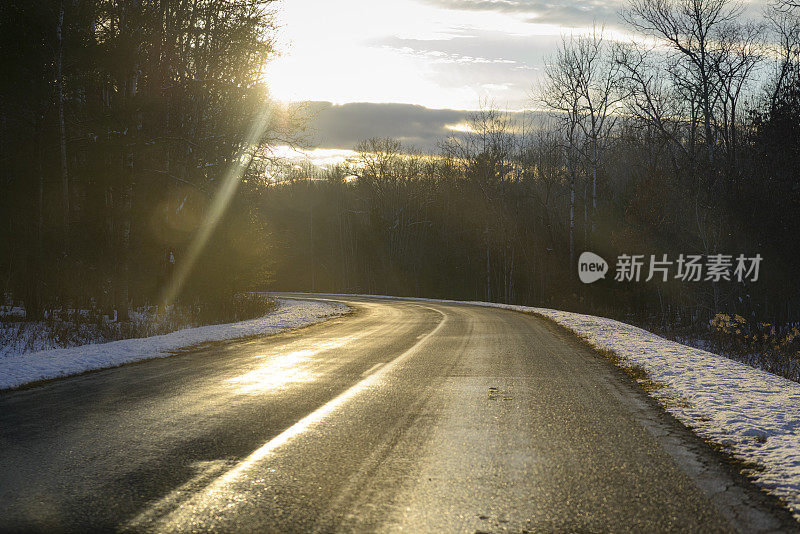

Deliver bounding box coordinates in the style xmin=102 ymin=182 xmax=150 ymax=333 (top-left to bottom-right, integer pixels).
xmin=0 ymin=298 xmax=350 ymax=393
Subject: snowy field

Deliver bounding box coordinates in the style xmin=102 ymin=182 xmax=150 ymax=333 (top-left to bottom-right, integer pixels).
xmin=292 ymin=293 xmax=800 ymax=519
xmin=0 ymin=298 xmax=347 ymax=391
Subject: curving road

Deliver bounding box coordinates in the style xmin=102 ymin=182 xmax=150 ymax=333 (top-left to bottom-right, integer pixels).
xmin=0 ymin=295 xmax=796 ymax=533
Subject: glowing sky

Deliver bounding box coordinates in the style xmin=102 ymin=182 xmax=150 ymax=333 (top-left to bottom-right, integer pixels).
xmin=264 ymin=0 xmax=630 ymax=111
xmin=262 ymin=0 xmax=766 ymax=161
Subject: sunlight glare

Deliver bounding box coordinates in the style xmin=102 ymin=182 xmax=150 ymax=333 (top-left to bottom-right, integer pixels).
xmin=227 ymin=336 xmax=356 ymax=394
xmin=263 ymin=0 xmax=626 ymax=110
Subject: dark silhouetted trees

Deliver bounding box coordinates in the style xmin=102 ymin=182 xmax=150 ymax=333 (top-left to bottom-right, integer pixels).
xmin=0 ymin=0 xmax=281 ymax=320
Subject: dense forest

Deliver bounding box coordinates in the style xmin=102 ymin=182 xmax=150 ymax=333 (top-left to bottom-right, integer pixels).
xmin=1 ymin=0 xmax=799 ymax=333
xmin=0 ymin=0 xmax=287 ymax=321
xmin=264 ymin=0 xmax=800 ymax=330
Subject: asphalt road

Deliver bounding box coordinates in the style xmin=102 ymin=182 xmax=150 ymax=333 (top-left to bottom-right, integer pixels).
xmin=0 ymin=296 xmax=797 ymax=533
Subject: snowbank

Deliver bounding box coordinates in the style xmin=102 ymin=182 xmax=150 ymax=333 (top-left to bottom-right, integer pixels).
xmin=0 ymin=298 xmax=347 ymax=391
xmin=291 ymin=293 xmax=800 ymax=517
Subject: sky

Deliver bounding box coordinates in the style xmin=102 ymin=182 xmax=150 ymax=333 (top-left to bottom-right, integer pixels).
xmin=262 ymin=0 xmax=763 ymax=162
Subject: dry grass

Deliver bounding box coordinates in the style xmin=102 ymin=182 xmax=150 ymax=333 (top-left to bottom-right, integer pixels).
xmin=0 ymin=295 xmax=278 ymax=357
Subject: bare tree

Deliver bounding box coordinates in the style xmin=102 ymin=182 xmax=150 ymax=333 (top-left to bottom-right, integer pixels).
xmin=714 ymin=21 xmax=762 ymax=166
xmin=539 ymin=40 xmax=582 ymax=266
xmin=572 ymin=29 xmax=624 ymax=238
xmin=624 ymin=0 xmax=743 ymax=168
xmin=766 ymin=0 xmax=800 ymax=112
xmin=439 ymin=104 xmax=518 ymax=301
xmin=615 ymin=42 xmax=694 ymax=173
xmin=539 ymin=28 xmax=623 ymax=254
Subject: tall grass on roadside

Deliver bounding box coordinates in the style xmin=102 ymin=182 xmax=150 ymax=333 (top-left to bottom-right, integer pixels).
xmin=706 ymin=313 xmax=800 ymax=382
xmin=0 ymin=295 xmax=278 ymax=358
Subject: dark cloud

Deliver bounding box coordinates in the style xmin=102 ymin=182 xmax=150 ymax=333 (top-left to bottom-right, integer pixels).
xmin=300 ymin=102 xmax=468 ymax=151
xmin=422 ymin=0 xmax=626 ymax=27
xmin=298 ymin=101 xmax=543 ymax=152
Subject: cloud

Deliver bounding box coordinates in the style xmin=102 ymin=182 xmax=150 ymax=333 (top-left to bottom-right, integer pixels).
xmin=422 ymin=0 xmax=768 ymax=29
xmin=372 ymin=30 xmax=556 ymax=69
xmin=422 ymin=0 xmax=627 ymax=28
xmin=364 ymin=30 xmax=560 ymax=108
xmin=299 ymin=102 xmax=468 ymax=151
xmin=382 ymin=45 xmax=518 ymax=65
xmin=297 ymin=101 xmax=543 ymax=152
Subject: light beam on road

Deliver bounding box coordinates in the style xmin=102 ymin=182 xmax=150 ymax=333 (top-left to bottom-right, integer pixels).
xmin=227 ymin=336 xmax=358 ymax=394
xmin=125 ymin=306 xmax=447 ymax=531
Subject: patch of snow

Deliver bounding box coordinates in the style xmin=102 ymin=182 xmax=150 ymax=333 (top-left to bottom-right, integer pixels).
xmin=0 ymin=305 xmax=25 ymax=319
xmin=287 ymin=293 xmax=800 ymax=518
xmin=0 ymin=299 xmax=347 ymax=391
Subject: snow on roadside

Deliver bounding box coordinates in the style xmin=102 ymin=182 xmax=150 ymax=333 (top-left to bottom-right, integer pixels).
xmin=0 ymin=298 xmax=347 ymax=391
xmin=292 ymin=293 xmax=800 ymax=518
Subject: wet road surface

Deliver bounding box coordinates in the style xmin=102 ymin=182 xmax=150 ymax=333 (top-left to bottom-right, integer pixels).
xmin=0 ymin=295 xmax=797 ymax=533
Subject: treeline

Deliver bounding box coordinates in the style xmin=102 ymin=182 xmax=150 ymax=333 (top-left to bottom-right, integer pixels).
xmin=0 ymin=0 xmax=283 ymax=320
xmin=2 ymin=0 xmax=799 ymax=329
xmin=263 ymin=0 xmax=800 ymax=327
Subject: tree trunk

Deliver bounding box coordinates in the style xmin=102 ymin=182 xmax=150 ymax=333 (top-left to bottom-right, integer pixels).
xmin=485 ymin=224 xmax=491 ymax=302
xmin=116 ymin=74 xmax=139 ymax=321
xmin=569 ymin=169 xmax=575 ymax=267
xmin=117 ymin=146 xmax=133 ymax=322
xmin=56 ymin=0 xmax=69 ymax=257
xmin=28 ymin=119 xmax=46 ymax=320
xmin=583 ymin=180 xmax=588 ymax=249
xmin=589 ymin=134 xmax=599 ymax=241
xmin=338 ymin=198 xmax=347 ymax=291
xmin=310 ymin=201 xmax=315 ymax=292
